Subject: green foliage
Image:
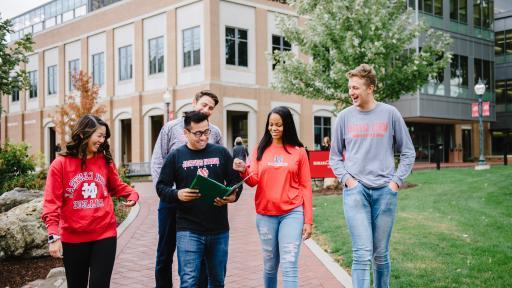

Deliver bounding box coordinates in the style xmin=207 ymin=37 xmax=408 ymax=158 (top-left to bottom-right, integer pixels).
xmin=0 ymin=142 xmax=45 ymax=193
xmin=118 ymin=166 xmax=132 ymax=187
xmin=272 ymin=0 xmax=452 ymax=108
xmin=0 ymin=170 xmax=46 ymax=193
xmin=0 ymin=17 xmax=34 ymax=96
xmin=0 ymin=142 xmax=36 ymax=182
xmin=313 ymin=166 xmax=512 ymax=287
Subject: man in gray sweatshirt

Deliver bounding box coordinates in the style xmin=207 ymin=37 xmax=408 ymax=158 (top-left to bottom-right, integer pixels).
xmin=151 ymin=90 xmax=222 ymax=288
xmin=329 ymin=64 xmax=415 ymax=288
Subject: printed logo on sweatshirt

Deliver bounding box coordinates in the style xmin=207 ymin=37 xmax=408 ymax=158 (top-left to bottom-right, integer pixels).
xmin=197 ymin=167 xmax=209 ymax=177
xmin=348 ymin=122 xmax=389 ymax=138
xmin=182 ymin=158 xmax=220 ymax=169
xmin=65 ymin=171 xmax=108 ymax=209
xmin=268 ymin=155 xmax=288 ymax=167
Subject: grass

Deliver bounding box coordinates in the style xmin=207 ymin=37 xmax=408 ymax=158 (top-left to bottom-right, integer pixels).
xmin=312 ymin=165 xmax=512 ymax=287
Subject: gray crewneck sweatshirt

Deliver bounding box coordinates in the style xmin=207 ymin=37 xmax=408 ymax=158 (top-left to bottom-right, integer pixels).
xmin=329 ymin=102 xmax=415 ymax=188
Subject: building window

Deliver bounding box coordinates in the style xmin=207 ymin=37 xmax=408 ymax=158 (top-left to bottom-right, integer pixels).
xmin=48 ymin=65 xmax=57 ymax=95
xmin=11 ymin=89 xmax=20 ymax=102
xmin=68 ymin=59 xmax=80 ymax=91
xmin=473 ymin=0 xmax=494 ymax=29
xmin=272 ymin=35 xmax=292 ymax=70
xmin=410 ymin=0 xmax=443 ymax=17
xmin=506 ymin=30 xmax=512 ymax=54
xmin=183 ymin=26 xmax=201 ymax=68
xmin=495 ymin=31 xmax=505 ymax=55
xmin=119 ymin=45 xmax=132 ymax=81
xmin=450 ymin=0 xmax=467 ymax=23
xmin=225 ymin=27 xmax=248 ymax=67
xmin=92 ymin=52 xmax=104 ymax=86
xmin=314 ymin=116 xmax=331 ymax=150
xmin=474 ymin=58 xmax=494 ymax=92
xmin=28 ymin=70 xmax=38 ymax=99
xmin=149 ymin=36 xmax=164 ymax=74
xmin=495 ymin=79 xmax=506 ymax=105
xmin=450 ymin=54 xmax=468 ymax=97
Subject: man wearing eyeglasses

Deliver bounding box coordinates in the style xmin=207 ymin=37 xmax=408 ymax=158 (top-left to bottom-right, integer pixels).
xmin=151 ymin=90 xmax=223 ymax=288
xmin=156 ymin=110 xmax=242 ymax=288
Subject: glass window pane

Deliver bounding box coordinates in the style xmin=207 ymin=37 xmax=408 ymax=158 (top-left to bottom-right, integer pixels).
xmin=238 ymin=40 xmax=248 ymax=67
xmin=496 ymin=80 xmax=505 ymax=104
xmin=193 ymin=48 xmax=200 ymax=66
xmin=506 ymin=30 xmax=512 ymax=54
xmin=459 ymin=0 xmax=467 ymax=23
xmin=314 ymin=116 xmax=321 ymax=126
xmin=272 ymin=35 xmax=281 ymax=47
xmin=423 ymin=0 xmax=433 ymax=13
xmin=434 ymin=0 xmax=442 ymax=16
xmin=238 ymin=29 xmax=247 ymax=40
xmin=473 ymin=0 xmax=481 ymax=27
xmin=226 ymin=27 xmax=235 ymax=39
xmin=184 ymin=51 xmax=191 ymax=67
xmin=496 ymin=31 xmax=504 ymax=55
xmin=225 ymin=38 xmax=236 ymax=65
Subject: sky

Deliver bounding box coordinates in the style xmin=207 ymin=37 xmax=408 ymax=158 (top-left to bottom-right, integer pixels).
xmin=1 ymin=0 xmax=512 ymax=20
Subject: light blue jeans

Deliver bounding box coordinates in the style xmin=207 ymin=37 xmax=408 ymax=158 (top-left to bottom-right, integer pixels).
xmin=176 ymin=231 xmax=229 ymax=288
xmin=343 ymin=183 xmax=398 ymax=288
xmin=256 ymin=206 xmax=304 ymax=288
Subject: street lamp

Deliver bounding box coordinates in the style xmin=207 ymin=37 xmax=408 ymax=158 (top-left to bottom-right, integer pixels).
xmin=162 ymin=88 xmax=172 ymax=123
xmin=474 ymin=79 xmax=490 ymax=170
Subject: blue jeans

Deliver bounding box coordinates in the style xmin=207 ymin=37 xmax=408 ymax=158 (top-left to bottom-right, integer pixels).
xmin=176 ymin=231 xmax=229 ymax=288
xmin=155 ymin=201 xmax=177 ymax=288
xmin=343 ymin=183 xmax=398 ymax=288
xmin=255 ymin=206 xmax=304 ymax=288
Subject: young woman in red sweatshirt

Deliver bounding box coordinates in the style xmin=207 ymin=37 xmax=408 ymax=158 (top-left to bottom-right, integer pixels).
xmin=42 ymin=115 xmax=139 ymax=288
xmin=233 ymin=106 xmax=313 ymax=288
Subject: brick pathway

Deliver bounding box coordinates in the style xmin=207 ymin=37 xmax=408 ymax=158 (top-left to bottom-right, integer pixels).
xmin=111 ymin=182 xmax=344 ymax=288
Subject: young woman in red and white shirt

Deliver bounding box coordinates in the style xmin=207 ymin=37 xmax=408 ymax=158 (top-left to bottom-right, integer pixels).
xmin=233 ymin=106 xmax=313 ymax=288
xmin=42 ymin=115 xmax=139 ymax=288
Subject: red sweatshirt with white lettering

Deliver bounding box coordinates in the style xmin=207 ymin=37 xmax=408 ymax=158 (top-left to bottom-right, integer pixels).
xmin=242 ymin=144 xmax=313 ymax=224
xmin=42 ymin=154 xmax=139 ymax=243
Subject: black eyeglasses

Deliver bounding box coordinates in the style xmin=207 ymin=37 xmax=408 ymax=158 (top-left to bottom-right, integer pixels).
xmin=186 ymin=128 xmax=211 ymax=138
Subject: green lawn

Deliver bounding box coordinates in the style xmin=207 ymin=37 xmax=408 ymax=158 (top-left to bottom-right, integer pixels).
xmin=312 ymin=165 xmax=512 ymax=287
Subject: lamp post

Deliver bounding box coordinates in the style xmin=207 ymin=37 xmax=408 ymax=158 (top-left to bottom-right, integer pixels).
xmin=162 ymin=88 xmax=172 ymax=123
xmin=474 ymin=79 xmax=490 ymax=170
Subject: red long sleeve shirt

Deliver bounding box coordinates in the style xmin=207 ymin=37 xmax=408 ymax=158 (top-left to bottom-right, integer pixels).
xmin=42 ymin=154 xmax=139 ymax=243
xmin=242 ymin=144 xmax=313 ymax=224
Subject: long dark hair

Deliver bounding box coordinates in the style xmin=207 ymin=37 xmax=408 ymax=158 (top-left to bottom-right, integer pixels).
xmin=60 ymin=115 xmax=113 ymax=169
xmin=256 ymin=106 xmax=303 ymax=161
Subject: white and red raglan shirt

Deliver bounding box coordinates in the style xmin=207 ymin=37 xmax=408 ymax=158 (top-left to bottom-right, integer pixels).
xmin=42 ymin=154 xmax=139 ymax=243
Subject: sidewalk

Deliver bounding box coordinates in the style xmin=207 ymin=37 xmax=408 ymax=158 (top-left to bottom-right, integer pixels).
xmin=111 ymin=182 xmax=344 ymax=288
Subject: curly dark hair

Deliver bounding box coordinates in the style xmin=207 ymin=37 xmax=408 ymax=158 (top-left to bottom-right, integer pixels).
xmin=60 ymin=115 xmax=113 ymax=169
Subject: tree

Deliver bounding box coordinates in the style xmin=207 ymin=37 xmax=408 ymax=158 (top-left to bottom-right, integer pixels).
xmin=0 ymin=17 xmax=34 ymax=140
xmin=53 ymin=70 xmax=107 ymax=147
xmin=271 ymin=0 xmax=452 ymax=108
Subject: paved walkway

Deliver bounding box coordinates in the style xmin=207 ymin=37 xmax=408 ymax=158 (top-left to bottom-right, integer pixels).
xmin=111 ymin=182 xmax=344 ymax=288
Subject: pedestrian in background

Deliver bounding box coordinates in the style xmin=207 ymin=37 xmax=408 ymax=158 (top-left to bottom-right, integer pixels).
xmin=232 ymin=136 xmax=248 ymax=162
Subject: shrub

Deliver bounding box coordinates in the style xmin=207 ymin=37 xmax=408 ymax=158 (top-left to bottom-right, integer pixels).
xmin=0 ymin=142 xmax=38 ymax=193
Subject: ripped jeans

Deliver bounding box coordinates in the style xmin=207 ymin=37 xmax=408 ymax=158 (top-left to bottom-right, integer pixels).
xmin=256 ymin=206 xmax=304 ymax=288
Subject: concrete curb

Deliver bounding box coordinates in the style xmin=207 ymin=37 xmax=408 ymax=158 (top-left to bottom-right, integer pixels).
xmin=116 ymin=202 xmax=140 ymax=237
xmin=304 ymin=238 xmax=352 ymax=288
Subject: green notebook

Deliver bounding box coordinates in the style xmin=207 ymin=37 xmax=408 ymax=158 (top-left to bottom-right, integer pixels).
xmin=189 ymin=174 xmax=238 ymax=204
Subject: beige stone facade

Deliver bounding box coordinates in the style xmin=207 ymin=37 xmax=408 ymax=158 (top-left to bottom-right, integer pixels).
xmin=1 ymin=0 xmax=337 ymax=166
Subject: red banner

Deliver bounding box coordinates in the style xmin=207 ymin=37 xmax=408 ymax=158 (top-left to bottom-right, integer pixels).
xmin=308 ymin=151 xmax=336 ymax=178
xmin=471 ymin=102 xmax=490 ymax=118
xmin=483 ymin=101 xmax=490 ymax=116
xmin=471 ymin=103 xmax=478 ymax=118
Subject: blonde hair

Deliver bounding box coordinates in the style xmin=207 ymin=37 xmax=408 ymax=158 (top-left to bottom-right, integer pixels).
xmin=346 ymin=64 xmax=377 ymax=88
xmin=234 ymin=137 xmax=244 ymax=146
